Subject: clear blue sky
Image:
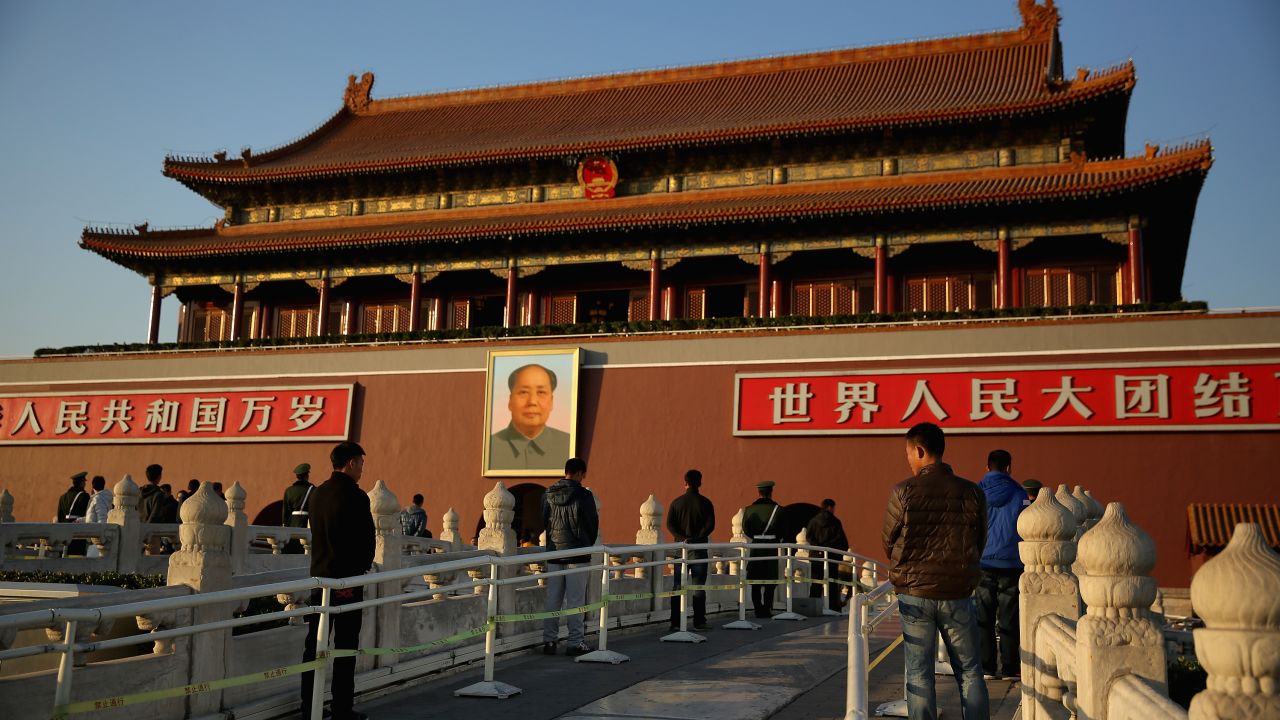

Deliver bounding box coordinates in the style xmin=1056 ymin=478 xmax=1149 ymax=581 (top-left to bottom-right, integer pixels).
xmin=1 ymin=0 xmax=1276 ymax=357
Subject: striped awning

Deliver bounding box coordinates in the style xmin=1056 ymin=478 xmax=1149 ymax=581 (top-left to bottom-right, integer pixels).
xmin=1186 ymin=504 xmax=1280 ymax=554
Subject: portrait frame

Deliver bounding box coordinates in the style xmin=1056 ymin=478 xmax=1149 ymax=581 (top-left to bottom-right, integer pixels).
xmin=482 ymin=347 xmax=581 ymax=477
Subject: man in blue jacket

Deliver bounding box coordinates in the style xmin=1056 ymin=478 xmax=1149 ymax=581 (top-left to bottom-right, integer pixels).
xmin=977 ymin=449 xmax=1024 ymax=680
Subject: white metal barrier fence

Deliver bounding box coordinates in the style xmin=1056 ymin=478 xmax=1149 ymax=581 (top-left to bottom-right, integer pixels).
xmin=0 ymin=540 xmax=886 ymax=720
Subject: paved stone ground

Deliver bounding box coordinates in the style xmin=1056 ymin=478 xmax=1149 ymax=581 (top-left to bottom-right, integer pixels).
xmin=353 ymin=611 xmax=1022 ymax=720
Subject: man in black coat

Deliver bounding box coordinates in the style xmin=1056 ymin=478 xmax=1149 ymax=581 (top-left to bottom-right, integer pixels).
xmin=666 ymin=469 xmax=715 ymax=630
xmin=805 ymin=498 xmax=849 ymax=611
xmin=300 ymin=442 xmax=375 ymax=720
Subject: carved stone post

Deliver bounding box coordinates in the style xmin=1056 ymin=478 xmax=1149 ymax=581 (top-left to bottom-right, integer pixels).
xmin=368 ymin=480 xmax=402 ymax=669
xmin=634 ymin=494 xmax=664 ymax=579
xmin=478 ymin=482 xmax=517 ymax=555
xmin=224 ymin=481 xmax=248 ymax=574
xmin=166 ymin=482 xmax=232 ymax=717
xmin=0 ymin=488 xmax=13 ymax=522
xmin=1075 ymin=503 xmax=1164 ymax=720
xmin=1072 ymin=486 xmax=1103 ymax=532
xmin=1189 ymin=523 xmax=1280 ymax=720
xmin=439 ymin=507 xmax=461 ymax=550
xmin=730 ymin=507 xmax=748 ymax=576
xmin=1019 ymin=488 xmax=1080 ymax=720
xmin=794 ymin=527 xmax=810 ymax=582
xmin=1056 ymin=484 xmax=1086 ymax=538
xmin=107 ymin=474 xmax=141 ymax=573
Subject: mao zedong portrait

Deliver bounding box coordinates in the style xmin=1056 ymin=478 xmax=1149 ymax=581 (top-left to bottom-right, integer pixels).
xmin=489 ymin=363 xmax=571 ymax=470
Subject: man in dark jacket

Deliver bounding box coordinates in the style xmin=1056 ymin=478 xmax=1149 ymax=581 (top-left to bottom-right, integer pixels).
xmin=977 ymin=449 xmax=1024 ymax=679
xmin=301 ymin=442 xmax=375 ymax=720
xmin=882 ymin=422 xmax=988 ymax=720
xmin=666 ymin=469 xmax=715 ymax=630
xmin=805 ymin=498 xmax=848 ymax=611
xmin=741 ymin=480 xmax=782 ymax=618
xmin=540 ymin=457 xmax=598 ymax=657
xmin=139 ymin=464 xmax=178 ymax=524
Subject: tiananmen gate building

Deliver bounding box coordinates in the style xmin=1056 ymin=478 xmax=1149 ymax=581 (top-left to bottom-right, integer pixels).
xmin=2 ymin=0 xmax=1277 ymax=586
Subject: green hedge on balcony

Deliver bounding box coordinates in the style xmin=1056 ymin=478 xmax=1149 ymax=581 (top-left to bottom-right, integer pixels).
xmin=34 ymin=301 xmax=1208 ymax=357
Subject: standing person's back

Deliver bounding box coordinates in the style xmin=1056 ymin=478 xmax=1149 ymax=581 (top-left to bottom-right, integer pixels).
xmin=882 ymin=422 xmax=989 ymax=720
xmin=976 ymin=449 xmax=1025 ymax=679
xmin=666 ymin=469 xmax=715 ymax=630
xmin=540 ymin=457 xmax=598 ymax=657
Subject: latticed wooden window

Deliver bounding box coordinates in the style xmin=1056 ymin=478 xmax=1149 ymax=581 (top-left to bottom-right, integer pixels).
xmin=549 ymin=295 xmax=576 ymax=325
xmin=276 ymin=306 xmax=320 ymax=338
xmin=791 ymin=279 xmax=868 ymax=317
xmin=628 ymin=291 xmax=650 ymax=321
xmin=1024 ymin=265 xmax=1121 ymax=307
xmin=685 ymin=289 xmax=706 ymax=320
xmin=450 ymin=299 xmax=470 ymax=329
xmin=361 ymin=302 xmax=410 ymax=333
xmin=904 ymin=274 xmax=993 ymax=312
xmin=190 ymin=304 xmax=230 ymax=342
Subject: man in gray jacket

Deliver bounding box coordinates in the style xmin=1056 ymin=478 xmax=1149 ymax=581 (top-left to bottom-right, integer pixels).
xmin=541 ymin=457 xmax=598 ymax=657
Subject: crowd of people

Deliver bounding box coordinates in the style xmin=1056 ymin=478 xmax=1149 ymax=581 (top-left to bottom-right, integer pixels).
xmin=52 ymin=420 xmax=1037 ymax=720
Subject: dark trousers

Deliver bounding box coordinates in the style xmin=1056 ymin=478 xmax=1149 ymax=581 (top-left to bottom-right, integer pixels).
xmin=670 ymin=550 xmax=708 ymax=627
xmin=750 ymin=584 xmax=776 ymax=617
xmin=975 ymin=567 xmax=1021 ymax=676
xmin=808 ymin=554 xmax=842 ymax=611
xmin=301 ymin=586 xmax=364 ymax=718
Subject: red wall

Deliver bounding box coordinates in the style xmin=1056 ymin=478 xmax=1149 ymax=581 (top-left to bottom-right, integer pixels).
xmin=4 ymin=351 xmax=1275 ymax=587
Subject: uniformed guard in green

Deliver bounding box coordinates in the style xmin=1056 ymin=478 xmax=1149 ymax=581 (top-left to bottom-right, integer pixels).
xmin=281 ymin=463 xmax=314 ymax=554
xmin=741 ymin=479 xmax=782 ymax=618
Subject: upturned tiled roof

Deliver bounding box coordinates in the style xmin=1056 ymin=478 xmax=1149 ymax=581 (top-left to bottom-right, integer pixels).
xmin=162 ymin=8 xmax=1133 ymax=185
xmin=1187 ymin=503 xmax=1280 ymax=553
xmin=85 ymin=142 xmax=1211 ymax=263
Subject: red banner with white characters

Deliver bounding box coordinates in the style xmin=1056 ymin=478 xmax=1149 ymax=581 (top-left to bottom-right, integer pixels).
xmin=0 ymin=385 xmax=353 ymax=444
xmin=734 ymin=362 xmax=1280 ymax=435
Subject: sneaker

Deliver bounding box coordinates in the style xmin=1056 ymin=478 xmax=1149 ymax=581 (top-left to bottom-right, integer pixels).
xmin=983 ymin=673 xmax=997 ymax=680
xmin=565 ymin=642 xmax=591 ymax=657
xmin=1004 ymin=672 xmax=1022 ymax=682
xmin=542 ymin=642 xmax=557 ymax=656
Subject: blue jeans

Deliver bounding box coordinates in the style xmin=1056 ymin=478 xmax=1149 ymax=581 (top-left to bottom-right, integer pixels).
xmin=897 ymin=593 xmax=990 ymax=720
xmin=543 ymin=561 xmax=588 ymax=645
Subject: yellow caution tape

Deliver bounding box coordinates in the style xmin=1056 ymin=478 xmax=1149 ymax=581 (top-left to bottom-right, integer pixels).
xmin=867 ymin=634 xmax=905 ymax=673
xmin=54 ymin=623 xmax=492 ymax=716
xmin=491 ymin=600 xmax=607 ymax=623
xmin=744 ymin=579 xmax=786 ymax=585
xmin=682 ymin=584 xmax=741 ymax=592
xmin=56 ymin=657 xmax=329 ymax=717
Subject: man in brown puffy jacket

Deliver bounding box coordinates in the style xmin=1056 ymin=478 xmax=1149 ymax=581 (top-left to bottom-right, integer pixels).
xmin=882 ymin=422 xmax=989 ymax=720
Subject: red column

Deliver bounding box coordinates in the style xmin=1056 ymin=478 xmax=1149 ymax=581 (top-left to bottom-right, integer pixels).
xmin=874 ymin=243 xmax=887 ymax=313
xmin=997 ymin=234 xmax=1011 ymax=309
xmin=431 ymin=297 xmax=443 ymax=331
xmin=662 ymin=286 xmax=675 ymax=320
xmin=408 ymin=272 xmax=422 ymax=331
xmin=147 ymin=285 xmax=163 ymax=345
xmin=770 ymin=280 xmax=782 ymax=318
xmin=886 ymin=272 xmax=897 ymax=314
xmin=316 ymin=279 xmax=331 ymax=336
xmin=1127 ymin=224 xmax=1145 ymax=304
xmin=648 ymin=258 xmax=660 ymax=321
xmin=229 ymin=282 xmax=244 ymax=341
xmin=758 ymin=250 xmax=771 ymax=317
xmin=1012 ymin=267 xmax=1024 ymax=308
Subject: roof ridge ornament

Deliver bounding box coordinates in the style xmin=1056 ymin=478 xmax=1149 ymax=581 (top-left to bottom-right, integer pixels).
xmin=345 ymin=71 xmax=375 ymax=113
xmin=1018 ymin=0 xmax=1060 ymax=36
